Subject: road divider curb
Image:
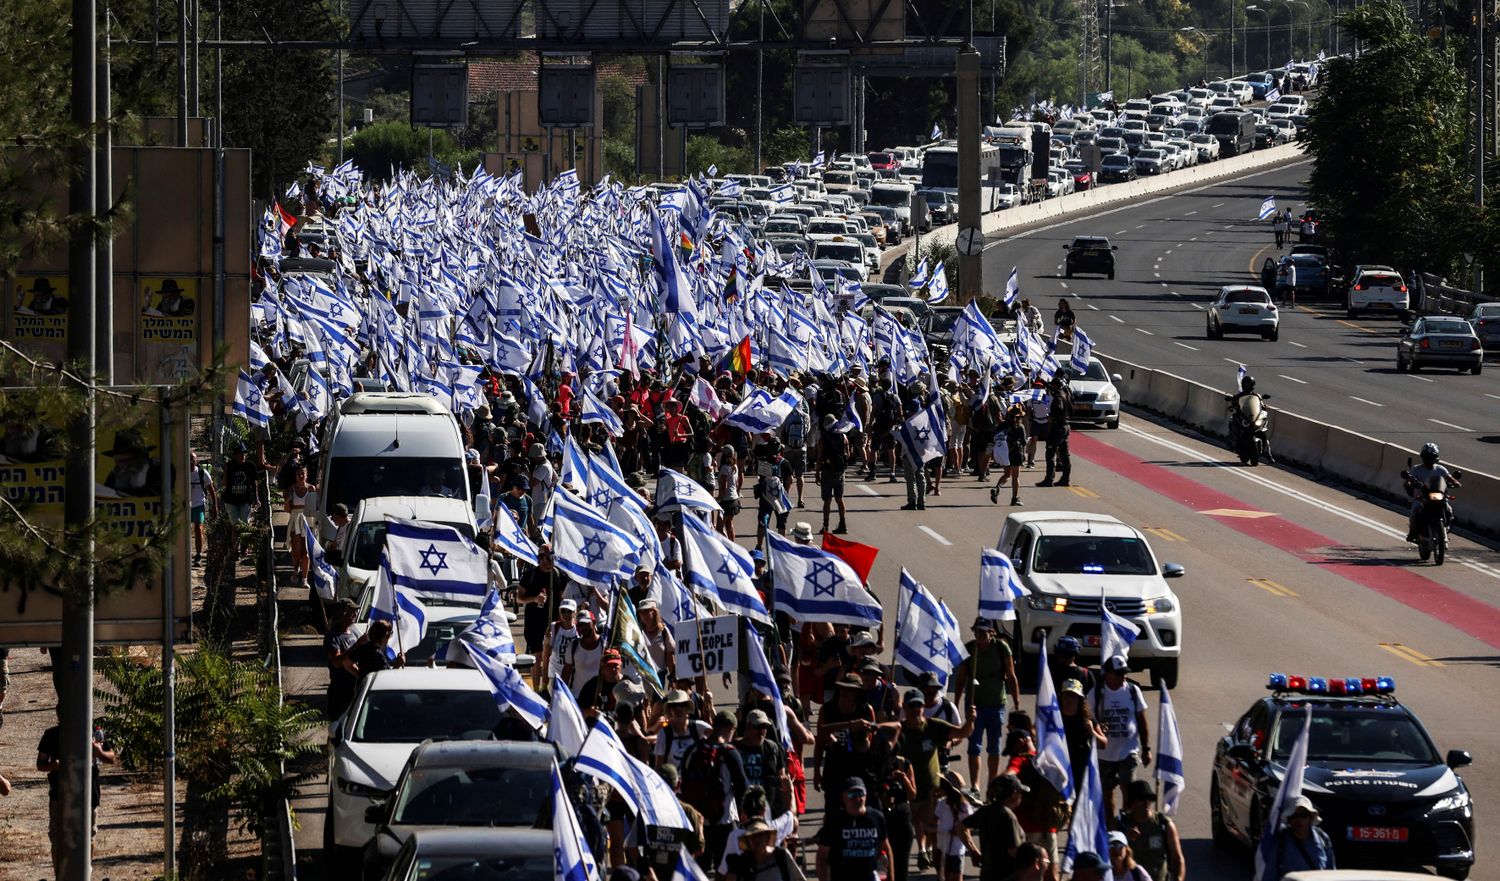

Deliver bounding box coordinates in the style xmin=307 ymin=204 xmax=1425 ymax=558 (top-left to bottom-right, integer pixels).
xmin=1096 ymin=352 xmax=1500 ymax=539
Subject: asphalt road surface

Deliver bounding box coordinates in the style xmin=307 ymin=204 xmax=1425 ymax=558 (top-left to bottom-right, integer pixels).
xmin=284 ymin=413 xmax=1500 ymax=880
xmin=980 ymin=160 xmax=1500 ymax=477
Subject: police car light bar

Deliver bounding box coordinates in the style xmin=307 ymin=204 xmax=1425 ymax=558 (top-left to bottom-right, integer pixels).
xmin=1267 ymin=673 xmax=1394 ymax=695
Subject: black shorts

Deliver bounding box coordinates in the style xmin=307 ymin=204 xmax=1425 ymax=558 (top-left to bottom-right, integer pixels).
xmin=820 ymin=471 xmax=845 ymax=500
xmin=785 ymin=447 xmax=807 ymax=476
xmin=719 ymin=497 xmax=742 ymax=516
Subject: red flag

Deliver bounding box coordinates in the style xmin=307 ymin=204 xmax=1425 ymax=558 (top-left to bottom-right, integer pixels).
xmin=273 ymin=200 xmax=296 ymax=237
xmin=821 ymin=532 xmax=879 ymax=584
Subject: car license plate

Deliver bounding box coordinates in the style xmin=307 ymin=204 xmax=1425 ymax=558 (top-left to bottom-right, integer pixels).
xmin=1072 ymin=405 xmax=1094 ymax=414
xmin=1347 ymin=826 xmax=1408 ymax=843
xmin=1239 ymin=307 xmax=1259 ymax=315
xmin=1083 ymin=635 xmax=1102 ymax=647
xmin=1085 ymin=250 xmax=1103 ymax=257
xmin=1440 ymin=340 xmax=1463 ymax=349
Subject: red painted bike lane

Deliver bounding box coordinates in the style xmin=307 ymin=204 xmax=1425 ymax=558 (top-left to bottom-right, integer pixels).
xmin=1071 ymin=433 xmax=1500 ymax=650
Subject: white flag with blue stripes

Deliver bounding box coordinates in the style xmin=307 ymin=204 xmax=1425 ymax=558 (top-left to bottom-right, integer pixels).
xmin=1069 ymin=327 xmax=1094 ymax=374
xmin=462 ymin=641 xmax=549 ymax=731
xmin=303 ymin=516 xmax=338 ymax=602
xmin=1033 ymin=640 xmax=1076 ymax=799
xmin=452 ymin=587 xmax=517 ymax=665
xmin=895 ymin=398 xmax=948 ymax=465
xmin=1256 ymin=705 xmax=1312 ymax=880
xmin=579 ymin=386 xmax=624 ymax=436
xmin=1258 ymin=195 xmax=1277 ymax=220
xmin=1156 ymin=683 xmax=1186 ymax=817
xmin=551 ymin=488 xmax=641 ymax=589
xmin=548 ymin=674 xmax=589 ymax=759
xmin=232 ymin=370 xmax=271 ymax=429
xmin=552 ymin=761 xmax=601 ymax=881
xmin=931 ymin=122 xmax=943 ymax=140
xmin=656 ymin=468 xmax=724 ymax=514
xmin=723 ymin=387 xmax=803 ymax=434
xmin=743 ymin=625 xmax=793 ymax=750
xmin=1101 ymin=599 xmax=1141 ymax=663
xmin=926 ymin=264 xmax=950 ymax=304
xmin=382 ymin=517 xmax=490 ymax=599
xmin=894 ymin=569 xmax=967 ymax=684
xmin=370 ymin=563 xmax=429 ymax=657
xmin=1061 ymin=742 xmax=1113 ymax=879
xmin=831 ymin=395 xmax=863 ymax=434
xmin=679 ymin=511 xmax=771 ymax=625
xmin=577 ymin=718 xmax=693 ymax=829
xmin=492 ymin=502 xmax=540 ymax=566
xmin=767 ymin=532 xmax=883 ymax=626
xmin=1004 ymin=265 xmax=1021 ymax=307
xmin=979 ymin=548 xmax=1030 ymax=621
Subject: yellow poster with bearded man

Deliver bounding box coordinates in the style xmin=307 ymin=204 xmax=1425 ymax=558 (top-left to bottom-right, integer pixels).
xmin=139 ymin=276 xmax=199 ymax=343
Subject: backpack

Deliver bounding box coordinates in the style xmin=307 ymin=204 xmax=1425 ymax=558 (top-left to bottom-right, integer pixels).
xmin=784 ymin=409 xmax=807 ymax=448
xmin=680 ymin=740 xmax=730 ymax=817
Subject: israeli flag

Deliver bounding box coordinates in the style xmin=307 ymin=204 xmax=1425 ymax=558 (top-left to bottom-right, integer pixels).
xmin=680 ymin=512 xmax=771 ymax=625
xmin=1236 ymin=362 xmax=1248 ymax=389
xmin=707 ymin=164 xmax=719 ymax=177
xmin=548 ymin=674 xmax=590 ymax=759
xmin=895 ymin=398 xmax=948 ymax=466
xmin=1097 ymin=90 xmax=1114 ymax=102
xmin=462 ymin=641 xmax=550 ymax=731
xmin=830 ymin=395 xmax=863 ymax=434
xmin=1265 ymin=86 xmax=1281 ymax=104
xmin=1070 ymin=327 xmax=1094 ymax=374
xmin=894 ymin=569 xmax=967 ymax=683
xmin=304 ymin=516 xmax=338 ymax=602
xmin=552 ymin=761 xmax=601 ymax=881
xmin=979 ymin=548 xmax=1030 ymax=621
xmin=1061 ymin=742 xmax=1114 ymax=880
xmin=579 ymin=386 xmax=624 ymax=437
xmin=811 ymin=151 xmax=825 ymax=169
xmin=232 ymin=370 xmax=271 ymax=429
xmin=370 ymin=563 xmax=429 ymax=658
xmin=1256 ymin=706 xmax=1313 ymax=880
xmin=382 ymin=517 xmax=490 ymax=599
xmin=1156 ymin=683 xmax=1186 ymax=817
xmin=908 ymin=258 xmax=930 ymax=290
xmin=672 ymin=846 xmax=713 ymax=881
xmin=655 ymin=468 xmax=724 ymax=515
xmin=1033 ymin=640 xmax=1076 ymax=799
xmin=1004 ymin=265 xmax=1021 ymax=307
xmin=931 ymin=122 xmax=943 ymax=140
xmin=551 ymin=489 xmax=640 ymax=589
xmin=453 ymin=587 xmax=517 ymax=665
xmin=492 ymin=502 xmax=540 ymax=567
xmin=768 ymin=183 xmax=795 ymax=204
xmin=926 ymin=265 xmax=950 ymax=304
xmin=723 ymin=387 xmax=803 ymax=434
xmin=744 ymin=625 xmax=793 ymax=750
xmin=577 ymin=718 xmax=693 ymax=829
xmin=1101 ymin=598 xmax=1141 ymax=663
xmin=767 ymin=532 xmax=883 ymax=626
xmin=1258 ymin=195 xmax=1277 ymax=220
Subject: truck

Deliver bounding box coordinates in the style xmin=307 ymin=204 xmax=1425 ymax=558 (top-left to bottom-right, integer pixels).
xmin=989 ymin=126 xmax=1041 ymax=204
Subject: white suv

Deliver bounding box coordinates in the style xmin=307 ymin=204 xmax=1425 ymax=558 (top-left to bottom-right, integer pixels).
xmin=1347 ymin=265 xmax=1410 ymax=319
xmin=326 ymin=668 xmax=505 ymax=862
xmin=997 ymin=512 xmax=1185 ymax=687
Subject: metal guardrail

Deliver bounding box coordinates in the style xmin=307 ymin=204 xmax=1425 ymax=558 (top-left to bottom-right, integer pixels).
xmin=259 ymin=472 xmax=298 ymax=881
xmin=1414 ymin=271 xmax=1497 ymax=315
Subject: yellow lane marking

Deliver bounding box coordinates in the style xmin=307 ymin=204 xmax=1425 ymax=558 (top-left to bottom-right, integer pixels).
xmin=1144 ymin=527 xmax=1187 ymax=542
xmin=1200 ymin=508 xmax=1277 ymax=519
xmin=1378 ymin=642 xmax=1446 ymax=668
xmin=1336 ymin=318 xmax=1380 ymax=335
xmin=1248 ymin=578 xmax=1298 ymax=597
xmin=1067 ymin=485 xmax=1101 ymax=498
xmin=1248 ymin=243 xmax=1276 ymax=279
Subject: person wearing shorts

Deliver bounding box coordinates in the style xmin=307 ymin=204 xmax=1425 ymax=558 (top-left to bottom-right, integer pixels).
xmin=816 ymin=415 xmax=849 ymax=534
xmin=955 ymin=617 xmax=1021 ymax=789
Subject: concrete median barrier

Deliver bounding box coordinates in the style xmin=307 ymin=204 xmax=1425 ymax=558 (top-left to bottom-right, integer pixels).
xmin=1269 ymin=412 xmax=1331 ymax=475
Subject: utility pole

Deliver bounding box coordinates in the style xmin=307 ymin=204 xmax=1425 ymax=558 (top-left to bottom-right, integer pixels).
xmin=337 ymin=0 xmax=345 ymax=164
xmin=957 ymin=41 xmax=982 ymax=300
xmin=1474 ymin=0 xmax=1486 ymax=295
xmin=96 ymin=4 xmax=112 ymax=384
xmin=177 ymin=0 xmax=187 ymax=144
xmin=755 ymin=0 xmax=764 ymax=170
xmin=62 ymin=4 xmax=98 ymax=881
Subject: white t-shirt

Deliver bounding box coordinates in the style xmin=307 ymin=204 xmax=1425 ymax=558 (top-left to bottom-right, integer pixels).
xmin=531 ymin=460 xmax=556 ymax=512
xmin=1091 ymin=681 xmax=1148 ymax=762
xmin=717 ymin=809 xmax=797 ymax=875
xmin=547 ymin=624 xmax=578 ymax=679
xmin=923 ymin=697 xmax=960 ymax=725
xmin=189 ymin=465 xmax=212 ymax=508
xmin=934 ymin=798 xmax=973 ymax=856
xmin=654 ymin=723 xmax=701 ymax=770
xmin=568 ymin=637 xmax=605 ymax=693
xmin=718 ymin=463 xmax=739 ymax=501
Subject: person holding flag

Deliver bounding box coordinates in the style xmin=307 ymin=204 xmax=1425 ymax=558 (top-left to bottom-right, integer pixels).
xmin=952 ymin=617 xmax=1020 ymax=790
xmin=1256 ymin=707 xmax=1334 ymax=879
xmin=1092 ymin=655 xmax=1151 ymax=821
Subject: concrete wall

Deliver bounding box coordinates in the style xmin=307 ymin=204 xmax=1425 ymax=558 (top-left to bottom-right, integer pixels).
xmin=1098 ymin=353 xmax=1500 ymax=539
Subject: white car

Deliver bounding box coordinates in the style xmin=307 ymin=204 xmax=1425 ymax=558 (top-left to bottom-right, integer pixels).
xmin=997 ymin=512 xmax=1185 ymax=687
xmin=1188 ymin=133 xmax=1220 ymax=162
xmin=1208 ymin=284 xmax=1280 ymax=340
xmin=1225 ymin=79 xmax=1254 ymax=102
xmin=996 ymin=183 xmax=1022 ymax=209
xmin=338 ymin=495 xmax=476 ymax=601
xmin=1064 ymin=356 xmax=1121 ymax=429
xmin=1347 ymin=265 xmax=1410 ymax=318
xmin=1167 ymin=138 xmax=1198 ymax=167
xmin=326 ymin=668 xmax=506 ymax=860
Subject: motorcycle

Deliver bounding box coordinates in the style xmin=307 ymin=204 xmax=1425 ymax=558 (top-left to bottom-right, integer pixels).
xmin=1402 ymin=462 xmax=1462 ymax=565
xmin=1225 ymin=393 xmax=1274 ymax=466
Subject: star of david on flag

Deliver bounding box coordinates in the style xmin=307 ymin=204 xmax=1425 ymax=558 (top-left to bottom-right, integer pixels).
xmin=767 ymin=532 xmax=882 ymax=626
xmin=894 ymin=569 xmax=967 ymax=683
xmin=381 ymin=517 xmax=489 ymax=600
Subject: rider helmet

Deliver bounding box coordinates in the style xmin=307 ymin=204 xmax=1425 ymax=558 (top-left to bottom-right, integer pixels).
xmin=1240 ymin=375 xmax=1256 ymax=393
xmin=1420 ymin=442 xmax=1440 ymax=465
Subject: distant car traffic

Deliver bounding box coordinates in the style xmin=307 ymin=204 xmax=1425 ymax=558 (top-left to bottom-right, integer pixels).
xmin=1098 ymin=154 xmax=1138 ymax=183
xmin=1064 ymin=356 xmax=1122 ymax=429
xmin=1467 ymin=302 xmax=1500 ymax=351
xmin=1064 ymin=236 xmax=1118 ymax=279
xmin=1397 ymin=316 xmax=1483 ymax=374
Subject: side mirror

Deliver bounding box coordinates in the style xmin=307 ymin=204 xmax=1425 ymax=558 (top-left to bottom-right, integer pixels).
xmin=1062 ymin=244 xmax=1070 ymax=250
xmin=1227 ymin=743 xmax=1259 ymax=763
xmin=1162 ymin=563 xmax=1186 ymax=578
xmin=1112 ymin=245 xmax=1119 ymax=250
xmin=365 ymin=802 xmax=387 ymax=825
xmin=1447 ymin=749 xmax=1473 ymax=768
xmin=1111 ymin=373 xmax=1123 ymax=383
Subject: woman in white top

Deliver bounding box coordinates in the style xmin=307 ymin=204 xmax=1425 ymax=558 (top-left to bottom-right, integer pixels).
xmin=717 ymin=447 xmax=741 ymax=540
xmin=285 ymin=465 xmax=317 ymax=587
xmin=933 ymin=772 xmax=980 ymax=881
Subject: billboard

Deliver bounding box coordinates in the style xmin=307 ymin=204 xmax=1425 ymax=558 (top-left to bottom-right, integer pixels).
xmin=8 ymin=275 xmax=69 ymax=355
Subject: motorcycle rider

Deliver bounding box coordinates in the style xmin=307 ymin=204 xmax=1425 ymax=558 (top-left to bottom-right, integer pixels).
xmin=1226 ymin=376 xmax=1274 ymax=465
xmin=1405 ymin=443 xmax=1459 ymax=543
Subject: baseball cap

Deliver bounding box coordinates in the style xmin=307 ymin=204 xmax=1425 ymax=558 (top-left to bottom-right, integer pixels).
xmin=918 ymin=671 xmax=943 ymax=689
xmin=1108 ymin=831 xmax=1129 ymax=849
xmin=560 ymin=598 xmax=578 ymax=613
xmin=509 ymin=475 xmax=531 ymax=490
xmin=991 ymin=773 xmax=1030 ymax=798
xmin=746 ymin=709 xmax=772 ymax=728
xmin=843 ymin=780 xmax=867 ymax=797
xmin=903 ymin=688 xmax=925 ymax=706
xmin=751 ymin=549 xmax=766 ymax=562
xmin=1061 ymin=678 xmax=1086 ymax=697
xmin=712 ymin=710 xmax=738 ymax=729
xmin=576 ymin=609 xmax=594 ymax=624
xmin=637 ymin=598 xmax=659 ymax=612
xmin=1103 ymin=655 xmax=1130 ymax=674
xmin=1283 ymin=794 xmax=1321 ymax=821
xmin=1072 ymin=852 xmax=1109 ymax=872
xmin=1056 ymin=636 xmax=1082 ymax=656
xmin=465 ymin=448 xmax=480 ymax=462
xmin=602 ymin=649 xmax=623 ymax=666
xmin=1127 ymin=779 xmax=1157 ymax=803
xmin=972 ymin=616 xmax=995 ymax=632
xmin=849 ymin=630 xmax=877 ymax=649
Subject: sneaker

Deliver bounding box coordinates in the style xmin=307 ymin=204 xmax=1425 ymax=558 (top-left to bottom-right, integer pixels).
xmin=1036 ymin=479 xmax=1054 ymax=487
xmin=833 ymin=523 xmax=848 ymax=535
xmin=901 ymin=503 xmax=918 ymax=511
xmin=990 ymin=487 xmax=999 ymax=504
xmin=192 ymin=554 xmax=201 ymax=566
xmin=1011 ymin=496 xmax=1023 ymax=506
xmin=917 ymin=502 xmax=926 ymax=510
xmin=1056 ymin=480 xmax=1071 ymax=487
xmin=917 ymin=853 xmax=930 ymax=871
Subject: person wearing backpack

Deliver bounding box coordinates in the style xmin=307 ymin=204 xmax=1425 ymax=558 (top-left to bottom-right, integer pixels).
xmin=1089 ymin=655 xmax=1151 ymax=821
xmin=681 ymin=710 xmax=749 ymax=869
xmin=725 ymin=817 xmax=805 ymax=881
xmin=782 ymin=393 xmax=810 ymax=509
xmin=1116 ymin=780 xmax=1185 ymax=881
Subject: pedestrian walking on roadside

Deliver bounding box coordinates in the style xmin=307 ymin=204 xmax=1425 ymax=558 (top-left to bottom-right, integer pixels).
xmin=1272 ymin=213 xmax=1288 ymax=249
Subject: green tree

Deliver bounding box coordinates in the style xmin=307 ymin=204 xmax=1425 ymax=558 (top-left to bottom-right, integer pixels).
xmin=347 ymin=121 xmax=473 ymax=181
xmin=1303 ymin=0 xmax=1473 ymax=275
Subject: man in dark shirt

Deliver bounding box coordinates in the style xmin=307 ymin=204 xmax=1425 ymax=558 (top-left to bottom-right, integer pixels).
xmin=349 ymin=620 xmax=402 ymax=678
xmin=964 ymin=773 xmax=1029 ymax=881
xmin=816 ymin=779 xmax=892 ymax=881
xmin=576 ymin=649 xmax=625 ymax=717
xmin=734 ymin=708 xmax=789 ymax=814
xmin=38 ymin=718 xmax=117 ymax=878
xmin=815 ymin=623 xmax=852 ymax=702
xmin=220 ymin=444 xmax=266 ymax=523
xmin=516 ymin=545 xmax=570 ymax=654
xmin=1050 ymin=636 xmax=1097 ymax=695
xmin=1037 ymin=376 xmax=1072 ymax=487
xmin=325 ymin=599 xmax=361 ymax=720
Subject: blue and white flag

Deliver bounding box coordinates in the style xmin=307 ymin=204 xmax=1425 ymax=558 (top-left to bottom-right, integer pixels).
xmin=549 ymin=674 xmax=590 ymax=759
xmin=1256 ymin=705 xmax=1313 ymax=879
xmin=895 ymin=399 xmax=948 ymax=465
xmin=232 ymin=370 xmax=271 ymax=429
xmin=1004 ymin=265 xmax=1021 ymax=307
xmin=979 ymin=548 xmax=1029 ymax=621
xmin=370 ymin=563 xmax=429 ymax=658
xmin=304 ymin=516 xmax=338 ymax=602
xmin=723 ymin=387 xmax=803 ymax=434
xmin=1265 ymin=86 xmax=1281 ymax=104
xmin=492 ymin=502 xmax=540 ymax=566
xmin=1236 ymin=362 xmax=1248 ymax=389
xmin=1156 ymin=683 xmax=1186 ymax=817
xmin=382 ymin=517 xmax=490 ymax=599
xmin=894 ymin=569 xmax=967 ymax=683
xmin=767 ymin=532 xmax=883 ymax=626
xmin=1101 ymin=599 xmax=1141 ymax=663
xmin=1070 ymin=327 xmax=1094 ymax=374
xmin=553 ymin=761 xmax=601 ymax=881
xmin=462 ymin=641 xmax=549 ymax=731
xmin=743 ymin=625 xmax=793 ymax=750
xmin=931 ymin=122 xmax=943 ymax=140
xmin=577 ymin=718 xmax=693 ymax=829
xmin=672 ymin=846 xmax=712 ymax=881
xmin=680 ymin=512 xmax=772 ymax=624
xmin=1061 ymin=742 xmax=1114 ymax=880
xmin=810 ymin=151 xmax=825 ymax=169
xmin=453 ymin=587 xmax=517 ymax=664
xmin=908 ymin=258 xmax=930 ymax=290
xmin=926 ymin=265 xmax=950 ymax=304
xmin=1258 ymin=195 xmax=1277 ymax=220
xmin=579 ymin=386 xmax=624 ymax=437
xmin=655 ymin=468 xmax=724 ymax=515
xmin=551 ymin=489 xmax=641 ymax=589
xmin=831 ymin=395 xmax=863 ymax=434
xmin=1033 ymin=640 xmax=1076 ymax=799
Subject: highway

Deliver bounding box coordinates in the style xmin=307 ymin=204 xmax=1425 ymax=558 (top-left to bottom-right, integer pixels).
xmin=978 ymin=160 xmax=1500 ymax=478
xmin=282 ymin=413 xmax=1500 ymax=879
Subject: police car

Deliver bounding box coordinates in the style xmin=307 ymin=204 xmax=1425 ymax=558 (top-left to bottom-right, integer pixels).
xmin=1210 ymin=675 xmax=1475 ymax=879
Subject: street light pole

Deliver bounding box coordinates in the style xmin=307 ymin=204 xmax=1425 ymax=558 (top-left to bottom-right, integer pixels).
xmin=1247 ymin=6 xmax=1269 ymax=71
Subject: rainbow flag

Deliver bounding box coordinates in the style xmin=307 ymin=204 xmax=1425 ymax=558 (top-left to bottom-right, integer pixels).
xmin=729 ymin=336 xmax=752 ymax=373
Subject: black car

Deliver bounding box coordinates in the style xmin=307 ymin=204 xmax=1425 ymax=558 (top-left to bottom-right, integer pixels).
xmin=1064 ymin=236 xmax=1117 ymax=279
xmin=1255 ymin=124 xmax=1287 ymax=149
xmin=1098 ymin=154 xmax=1137 ymax=184
xmin=1211 ymin=675 xmax=1475 ymax=880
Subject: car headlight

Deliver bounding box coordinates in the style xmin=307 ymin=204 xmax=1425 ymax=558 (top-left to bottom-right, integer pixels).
xmin=338 ymin=777 xmax=387 ymax=798
xmin=1027 ymin=593 xmax=1069 ymax=613
xmin=1430 ymin=789 xmax=1471 ymax=814
xmin=1097 ymin=386 xmax=1119 ymax=403
xmin=1144 ymin=595 xmax=1175 ymax=614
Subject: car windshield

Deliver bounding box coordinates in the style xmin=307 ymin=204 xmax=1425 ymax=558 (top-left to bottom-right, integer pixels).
xmin=1225 ymin=290 xmax=1269 ymax=304
xmin=923 ymin=192 xmax=948 ymax=207
xmin=1478 ymin=304 xmax=1500 ymax=317
xmin=1272 ymin=708 xmax=1442 ymax=764
xmin=868 ymin=153 xmax=892 ymax=164
xmin=352 ymin=690 xmax=502 ymax=743
xmin=326 ymin=459 xmax=465 ymax=512
xmin=1425 ymin=319 xmax=1471 ymax=335
xmin=1103 ymin=156 xmax=1130 ymax=167
xmin=815 ymin=243 xmax=863 ymax=263
xmin=1137 ymin=149 xmax=1163 ymax=159
xmin=1075 ymin=360 xmax=1109 ymax=381
xmin=407 ymin=855 xmax=553 ymax=881
xmin=1072 ymin=238 xmax=1109 ymax=249
xmin=1361 ymin=273 xmax=1402 ymax=286
xmin=392 ymin=764 xmax=550 ymax=827
xmin=349 ymin=520 xmax=476 ymax=571
xmin=871 ymin=188 xmax=910 ymax=207
xmin=929 ymin=310 xmax=962 ymax=333
xmin=1032 ymin=535 xmax=1156 ymax=575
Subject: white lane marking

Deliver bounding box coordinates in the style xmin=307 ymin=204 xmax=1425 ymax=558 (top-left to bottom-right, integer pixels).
xmin=1185 ymin=211 xmax=1198 ymax=216
xmin=1487 ymin=393 xmax=1500 ymax=401
xmin=857 ymin=483 xmax=880 ymax=496
xmin=1288 ymin=341 xmax=1308 ymax=348
xmin=1429 ymin=418 xmax=1474 ymax=432
xmin=1136 ymin=328 xmax=1155 ymax=336
xmin=1159 ymin=281 xmax=1169 ymax=287
xmin=1190 ymin=237 xmax=1199 ymax=241
xmin=1118 ymin=424 xmax=1500 ymax=582
xmin=1350 ymin=396 xmax=1383 ymax=407
xmin=1116 ymin=229 xmax=1129 ymax=235
xmin=1060 ymin=282 xmax=1070 ymax=289
xmin=1154 ymin=272 xmax=1161 ymax=278
xmin=1088 ymin=304 xmax=1100 ymax=311
xmin=1111 ymin=315 xmax=1125 ymax=323
xmin=1409 ymin=375 xmax=1435 ymax=383
xmin=1205 ymin=231 xmax=1215 ymax=235
xmin=1213 ymin=202 xmax=1225 ymax=207
xmin=1171 ymin=291 xmax=1183 ymax=297
xmin=1191 ymin=303 xmax=1204 ymax=310
xmin=1165 ymin=249 xmax=1174 ymax=254
xmin=1175 ymin=342 xmax=1200 ymax=351
xmin=1223 ymin=357 xmax=1241 ymax=364
xmin=918 ymin=525 xmax=954 ymax=546
xmin=1278 ymin=374 xmax=1307 ymax=384
xmin=1136 ymin=223 xmax=1147 ymax=229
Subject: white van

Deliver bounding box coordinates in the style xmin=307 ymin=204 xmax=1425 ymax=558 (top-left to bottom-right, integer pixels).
xmin=868 ymin=181 xmax=916 ymax=233
xmin=337 ymin=495 xmax=478 ymax=600
xmin=310 ymin=392 xmax=475 ymax=544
